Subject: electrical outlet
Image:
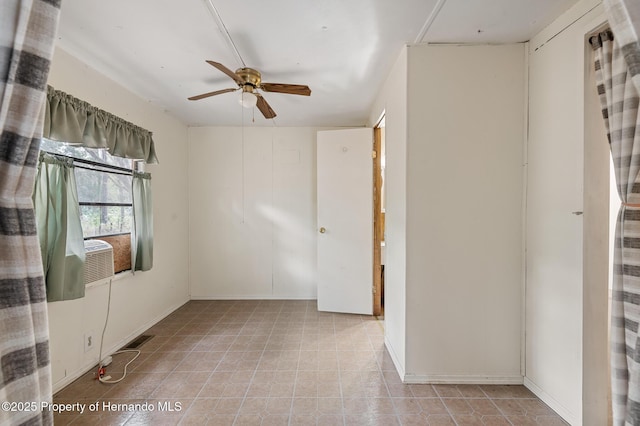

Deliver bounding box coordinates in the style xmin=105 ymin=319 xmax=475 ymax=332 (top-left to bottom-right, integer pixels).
xmin=84 ymin=331 xmax=95 ymax=352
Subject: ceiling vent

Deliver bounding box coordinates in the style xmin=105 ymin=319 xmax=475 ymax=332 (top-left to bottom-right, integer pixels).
xmin=84 ymin=240 xmax=115 ymax=287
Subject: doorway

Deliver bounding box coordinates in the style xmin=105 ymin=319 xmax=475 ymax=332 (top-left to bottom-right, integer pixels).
xmin=373 ymin=116 xmax=385 ymax=316
xmin=315 ymin=124 xmax=384 ymax=317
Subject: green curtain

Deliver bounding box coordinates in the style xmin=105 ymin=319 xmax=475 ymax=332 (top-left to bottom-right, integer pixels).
xmin=132 ymin=171 xmax=153 ymax=271
xmin=33 ymin=153 xmax=85 ymax=302
xmin=44 ymin=86 xmax=159 ymax=164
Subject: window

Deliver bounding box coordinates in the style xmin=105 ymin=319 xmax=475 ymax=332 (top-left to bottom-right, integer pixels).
xmin=40 ymin=139 xmax=135 ymax=273
xmin=75 ymin=166 xmax=132 ymax=238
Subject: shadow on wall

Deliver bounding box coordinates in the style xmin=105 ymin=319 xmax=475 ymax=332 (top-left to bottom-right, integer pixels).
xmin=257 ymin=203 xmax=316 ymax=286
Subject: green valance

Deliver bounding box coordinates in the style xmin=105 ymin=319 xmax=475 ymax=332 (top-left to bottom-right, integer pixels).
xmin=43 ymin=86 xmax=159 ymax=164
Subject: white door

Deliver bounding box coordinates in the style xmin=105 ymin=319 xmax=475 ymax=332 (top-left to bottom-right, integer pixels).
xmin=317 ymin=128 xmax=373 ymax=315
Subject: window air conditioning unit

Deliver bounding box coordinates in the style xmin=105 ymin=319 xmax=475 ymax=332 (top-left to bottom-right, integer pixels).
xmin=83 ymin=240 xmax=115 ymax=287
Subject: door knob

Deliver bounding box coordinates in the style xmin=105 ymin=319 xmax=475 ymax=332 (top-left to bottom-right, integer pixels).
xmin=319 ymin=227 xmax=326 ymax=234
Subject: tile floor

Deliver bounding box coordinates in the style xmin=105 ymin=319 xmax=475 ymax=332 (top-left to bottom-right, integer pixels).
xmin=53 ymin=300 xmax=568 ymax=425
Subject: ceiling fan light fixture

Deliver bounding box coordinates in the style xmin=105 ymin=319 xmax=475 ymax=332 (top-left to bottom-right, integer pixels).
xmin=239 ymin=91 xmax=258 ymax=108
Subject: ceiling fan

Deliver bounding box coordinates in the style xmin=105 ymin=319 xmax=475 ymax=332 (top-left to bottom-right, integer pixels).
xmin=188 ymin=61 xmax=311 ymax=119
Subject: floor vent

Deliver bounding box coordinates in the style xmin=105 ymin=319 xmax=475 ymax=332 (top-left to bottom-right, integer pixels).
xmin=123 ymin=335 xmax=153 ymax=349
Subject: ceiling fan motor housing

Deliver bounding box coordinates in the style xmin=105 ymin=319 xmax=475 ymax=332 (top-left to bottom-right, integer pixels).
xmin=236 ymin=67 xmax=261 ymax=88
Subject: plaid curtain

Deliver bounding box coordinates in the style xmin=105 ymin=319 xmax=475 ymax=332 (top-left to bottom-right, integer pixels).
xmin=0 ymin=1 xmax=61 ymax=425
xmin=591 ymin=28 xmax=640 ymax=426
xmin=605 ymin=0 xmax=640 ymax=94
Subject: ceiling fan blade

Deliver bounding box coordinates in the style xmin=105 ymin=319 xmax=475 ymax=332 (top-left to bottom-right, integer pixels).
xmin=260 ymin=83 xmax=311 ymax=96
xmin=256 ymin=94 xmax=277 ymax=119
xmin=188 ymin=87 xmax=237 ymax=101
xmin=206 ymin=60 xmax=244 ymax=85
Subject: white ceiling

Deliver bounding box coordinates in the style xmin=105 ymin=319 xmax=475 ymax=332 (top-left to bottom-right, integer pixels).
xmin=55 ymin=0 xmax=580 ymax=127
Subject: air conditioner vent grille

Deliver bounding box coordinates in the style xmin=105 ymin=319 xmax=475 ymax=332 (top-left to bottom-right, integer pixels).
xmin=84 ymin=240 xmax=114 ymax=285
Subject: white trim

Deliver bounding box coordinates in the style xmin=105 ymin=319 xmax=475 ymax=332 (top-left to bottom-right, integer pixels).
xmin=521 ymin=40 xmax=530 ymax=378
xmin=187 ymin=128 xmax=193 ymax=300
xmin=374 ymin=110 xmax=386 ymax=129
xmin=85 ymin=270 xmax=133 ymax=289
xmin=524 ymin=377 xmax=579 ymax=425
xmin=414 ymin=0 xmax=448 ymax=43
xmin=51 ymin=298 xmax=188 ymax=393
xmin=403 ymin=374 xmax=523 ymax=385
xmin=189 ymin=295 xmax=317 ymax=300
xmin=384 ymin=335 xmax=405 ymax=379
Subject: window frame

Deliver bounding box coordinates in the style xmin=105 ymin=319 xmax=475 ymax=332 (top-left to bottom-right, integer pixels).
xmin=40 ymin=146 xmax=136 ymax=274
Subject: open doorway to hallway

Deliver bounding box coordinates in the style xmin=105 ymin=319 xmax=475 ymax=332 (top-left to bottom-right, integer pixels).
xmin=373 ymin=116 xmax=386 ymax=317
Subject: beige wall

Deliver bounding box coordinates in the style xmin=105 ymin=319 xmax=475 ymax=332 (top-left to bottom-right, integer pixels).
xmin=369 ymin=46 xmax=408 ymax=376
xmin=525 ymin=0 xmax=607 ymax=423
xmin=404 ymin=43 xmax=525 ymax=382
xmin=370 ymin=43 xmax=525 ymax=383
xmin=46 ymin=48 xmax=190 ymax=392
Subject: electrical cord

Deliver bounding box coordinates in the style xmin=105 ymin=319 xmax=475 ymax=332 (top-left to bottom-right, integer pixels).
xmin=98 ymin=349 xmax=140 ymax=384
xmin=96 ymin=278 xmax=141 ymax=384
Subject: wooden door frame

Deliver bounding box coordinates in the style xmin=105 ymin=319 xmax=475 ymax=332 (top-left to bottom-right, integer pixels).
xmin=373 ymin=125 xmax=383 ymax=316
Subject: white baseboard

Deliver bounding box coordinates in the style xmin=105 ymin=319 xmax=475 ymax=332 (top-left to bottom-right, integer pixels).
xmin=52 ymin=297 xmax=189 ymax=394
xmin=384 ymin=336 xmax=405 ymax=379
xmin=403 ymin=374 xmax=523 ymax=385
xmin=524 ymin=377 xmax=579 ymax=425
xmin=189 ymin=295 xmax=317 ymax=300
xmin=382 ymin=336 xmax=521 ymax=385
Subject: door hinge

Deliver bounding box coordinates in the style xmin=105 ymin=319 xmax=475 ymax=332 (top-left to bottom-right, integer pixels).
xmin=372 ymin=150 xmax=377 ymax=159
xmin=372 ymin=286 xmax=377 ymax=294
